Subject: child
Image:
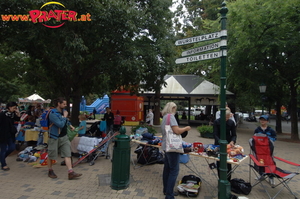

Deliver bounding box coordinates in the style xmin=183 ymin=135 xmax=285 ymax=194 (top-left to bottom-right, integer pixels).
xmin=24 ymin=116 xmax=36 ymax=129
xmin=254 ymin=114 xmax=276 ymax=185
xmin=77 ymin=114 xmax=87 ymax=137
xmin=99 ymin=118 xmax=107 ymax=138
xmin=254 ymin=115 xmax=276 ymax=142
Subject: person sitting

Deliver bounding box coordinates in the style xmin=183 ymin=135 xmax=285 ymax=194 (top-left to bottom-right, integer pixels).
xmin=253 ymin=114 xmax=276 ymax=185
xmin=254 ymin=115 xmax=276 ymax=142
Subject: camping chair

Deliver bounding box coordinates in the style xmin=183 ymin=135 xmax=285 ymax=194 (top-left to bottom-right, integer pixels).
xmin=249 ymin=133 xmax=300 ymax=199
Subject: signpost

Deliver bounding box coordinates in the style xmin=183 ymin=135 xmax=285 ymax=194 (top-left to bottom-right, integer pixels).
xmin=175 ymin=2 xmax=230 ymax=198
xmin=218 ymin=2 xmax=231 ymax=199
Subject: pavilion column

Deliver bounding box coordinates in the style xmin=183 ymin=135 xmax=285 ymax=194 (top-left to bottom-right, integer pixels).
xmin=153 ymin=90 xmax=161 ymax=125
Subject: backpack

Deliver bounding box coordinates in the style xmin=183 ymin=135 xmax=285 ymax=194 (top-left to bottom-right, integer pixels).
xmin=177 ymin=175 xmax=201 ymax=197
xmin=40 ymin=109 xmax=54 ymax=128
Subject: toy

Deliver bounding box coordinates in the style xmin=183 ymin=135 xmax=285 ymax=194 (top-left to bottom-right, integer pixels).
xmin=227 ymin=145 xmax=244 ymax=157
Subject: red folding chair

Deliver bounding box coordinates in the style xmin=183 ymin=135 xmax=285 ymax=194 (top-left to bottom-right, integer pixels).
xmin=249 ymin=133 xmax=300 ymax=199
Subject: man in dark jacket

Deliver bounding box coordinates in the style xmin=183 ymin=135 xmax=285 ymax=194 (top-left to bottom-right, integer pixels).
xmin=0 ymin=102 xmax=20 ymax=171
xmin=104 ymin=107 xmax=114 ymax=133
xmin=213 ymin=110 xmax=237 ymax=181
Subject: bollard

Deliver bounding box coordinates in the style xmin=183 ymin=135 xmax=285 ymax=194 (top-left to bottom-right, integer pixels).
xmin=111 ymin=126 xmax=130 ymax=190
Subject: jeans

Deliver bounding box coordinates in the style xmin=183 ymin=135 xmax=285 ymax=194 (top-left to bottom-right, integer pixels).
xmin=0 ymin=138 xmax=15 ymax=168
xmin=163 ymin=152 xmax=180 ymax=199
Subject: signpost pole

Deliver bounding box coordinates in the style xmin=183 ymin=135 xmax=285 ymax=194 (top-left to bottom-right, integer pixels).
xmin=218 ymin=2 xmax=231 ymax=199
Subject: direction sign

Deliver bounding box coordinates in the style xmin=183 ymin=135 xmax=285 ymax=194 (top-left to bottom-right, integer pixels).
xmin=175 ymin=51 xmax=221 ymax=64
xmin=181 ymin=41 xmax=222 ymax=57
xmin=175 ymin=32 xmax=219 ymax=46
xmin=175 ymin=30 xmax=227 ymax=46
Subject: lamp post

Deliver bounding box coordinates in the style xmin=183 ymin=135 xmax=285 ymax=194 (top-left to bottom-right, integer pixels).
xmin=259 ymin=83 xmax=267 ymax=115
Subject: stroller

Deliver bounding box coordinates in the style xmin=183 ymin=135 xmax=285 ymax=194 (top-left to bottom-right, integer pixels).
xmin=73 ymin=129 xmax=118 ymax=167
xmin=85 ymin=121 xmax=102 ymax=137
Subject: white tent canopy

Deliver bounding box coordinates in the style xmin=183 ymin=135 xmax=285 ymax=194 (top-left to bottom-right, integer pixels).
xmin=18 ymin=93 xmax=51 ymax=104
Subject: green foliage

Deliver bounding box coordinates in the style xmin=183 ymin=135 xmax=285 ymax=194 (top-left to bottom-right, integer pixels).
xmin=0 ymin=51 xmax=31 ymax=103
xmin=0 ymin=0 xmax=175 ymax=124
xmin=131 ymin=124 xmax=157 ymax=135
xmin=227 ymin=0 xmax=300 ymax=138
xmin=172 ymin=0 xmax=223 ymax=84
xmin=197 ymin=125 xmax=213 ymax=138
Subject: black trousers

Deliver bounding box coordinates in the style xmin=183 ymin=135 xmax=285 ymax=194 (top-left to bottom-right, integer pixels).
xmin=216 ymin=161 xmax=232 ymax=181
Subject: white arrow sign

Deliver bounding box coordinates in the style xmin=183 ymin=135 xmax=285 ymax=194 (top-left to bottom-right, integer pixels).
xmin=175 ymin=51 xmax=221 ymax=64
xmin=181 ymin=41 xmax=224 ymax=57
xmin=175 ymin=30 xmax=227 ymax=46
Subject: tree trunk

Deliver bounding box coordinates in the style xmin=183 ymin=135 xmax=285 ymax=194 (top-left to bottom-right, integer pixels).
xmin=153 ymin=90 xmax=161 ymax=125
xmin=65 ymin=95 xmax=71 ymax=114
xmin=71 ymin=95 xmax=81 ymax=126
xmin=275 ymin=101 xmax=282 ymax=134
xmin=290 ymin=83 xmax=299 ymax=140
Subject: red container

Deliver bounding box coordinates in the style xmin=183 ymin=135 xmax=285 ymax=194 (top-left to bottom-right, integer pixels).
xmin=193 ymin=142 xmax=204 ymax=153
xmin=111 ymin=89 xmax=144 ymax=125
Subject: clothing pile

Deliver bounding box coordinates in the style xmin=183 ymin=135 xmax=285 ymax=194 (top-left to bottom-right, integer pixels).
xmin=141 ymin=133 xmax=162 ymax=145
xmin=16 ymin=145 xmax=56 ymax=167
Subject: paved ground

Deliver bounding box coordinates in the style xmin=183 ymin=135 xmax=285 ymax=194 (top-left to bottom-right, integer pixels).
xmin=1 ymin=121 xmax=299 ymax=199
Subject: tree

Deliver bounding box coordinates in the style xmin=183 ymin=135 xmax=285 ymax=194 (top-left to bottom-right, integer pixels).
xmin=0 ymin=51 xmax=30 ymax=103
xmin=228 ymin=0 xmax=300 ymax=140
xmin=0 ymin=0 xmax=175 ymax=124
xmin=172 ymin=0 xmax=223 ymax=79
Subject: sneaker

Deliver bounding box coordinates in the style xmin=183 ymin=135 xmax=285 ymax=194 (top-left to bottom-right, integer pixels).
xmin=269 ymin=178 xmax=275 ymax=185
xmin=48 ymin=170 xmax=57 ymax=178
xmin=255 ymin=175 xmax=265 ymax=181
xmin=68 ymin=171 xmax=82 ymax=180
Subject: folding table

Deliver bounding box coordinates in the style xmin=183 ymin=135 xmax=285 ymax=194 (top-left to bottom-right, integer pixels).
xmin=183 ymin=152 xmax=248 ymax=197
xmin=131 ymin=139 xmax=161 ymax=169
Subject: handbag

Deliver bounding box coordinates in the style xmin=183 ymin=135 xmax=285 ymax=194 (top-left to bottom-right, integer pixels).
xmin=181 ymin=131 xmax=188 ymax=138
xmin=165 ymin=114 xmax=184 ymax=153
xmin=230 ymin=178 xmax=252 ymax=195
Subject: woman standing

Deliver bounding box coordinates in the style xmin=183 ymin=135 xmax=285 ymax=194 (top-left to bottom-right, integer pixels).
xmin=0 ymin=102 xmax=20 ymax=171
xmin=161 ymin=102 xmax=191 ymax=199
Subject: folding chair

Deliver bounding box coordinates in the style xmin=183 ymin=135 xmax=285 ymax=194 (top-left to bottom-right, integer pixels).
xmin=249 ymin=133 xmax=300 ymax=199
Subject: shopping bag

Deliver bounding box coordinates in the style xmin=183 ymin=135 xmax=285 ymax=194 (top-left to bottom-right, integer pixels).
xmin=165 ymin=114 xmax=184 ymax=153
xmin=67 ymin=126 xmax=78 ymax=141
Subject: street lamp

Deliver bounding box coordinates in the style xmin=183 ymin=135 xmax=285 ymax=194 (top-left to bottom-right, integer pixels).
xmin=259 ymin=83 xmax=267 ymax=115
